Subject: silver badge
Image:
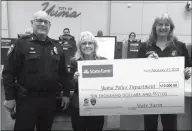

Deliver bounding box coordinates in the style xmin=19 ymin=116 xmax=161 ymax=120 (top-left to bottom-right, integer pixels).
xmin=64 ymin=42 xmax=68 ymax=45
xmin=30 ymin=47 xmax=34 ymax=50
xmin=53 ymin=47 xmax=58 ymax=54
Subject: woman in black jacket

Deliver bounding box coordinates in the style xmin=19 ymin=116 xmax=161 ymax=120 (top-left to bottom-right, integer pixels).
xmin=69 ymin=31 xmax=105 ymax=131
xmin=138 ymin=13 xmax=191 ymax=131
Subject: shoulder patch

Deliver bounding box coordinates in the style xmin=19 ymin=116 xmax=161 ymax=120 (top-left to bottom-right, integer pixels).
xmin=7 ymin=44 xmax=15 ymax=56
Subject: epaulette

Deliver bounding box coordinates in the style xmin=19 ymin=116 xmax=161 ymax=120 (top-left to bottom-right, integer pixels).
xmin=18 ymin=34 xmax=31 ymax=39
xmin=50 ymin=38 xmax=59 ymax=44
xmin=50 ymin=39 xmax=64 ymax=48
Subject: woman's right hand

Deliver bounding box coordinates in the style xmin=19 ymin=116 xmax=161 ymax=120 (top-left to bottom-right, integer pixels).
xmin=146 ymin=51 xmax=159 ymax=59
xmin=73 ymin=72 xmax=80 ymax=82
xmin=184 ymin=67 xmax=191 ymax=80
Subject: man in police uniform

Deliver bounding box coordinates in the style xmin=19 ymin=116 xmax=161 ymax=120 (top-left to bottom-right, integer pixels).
xmin=2 ymin=10 xmax=71 ymax=130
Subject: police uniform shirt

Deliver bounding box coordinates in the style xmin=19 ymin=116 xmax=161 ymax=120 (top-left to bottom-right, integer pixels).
xmin=137 ymin=41 xmax=192 ymax=67
xmin=2 ymin=33 xmax=71 ymax=100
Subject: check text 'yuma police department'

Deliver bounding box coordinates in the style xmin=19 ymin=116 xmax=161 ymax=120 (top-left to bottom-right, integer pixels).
xmin=82 ymin=65 xmax=113 ymax=78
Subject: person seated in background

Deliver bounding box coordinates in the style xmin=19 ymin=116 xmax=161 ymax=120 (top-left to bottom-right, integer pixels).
xmin=58 ymin=28 xmax=77 ymax=67
xmin=128 ymin=32 xmax=140 ymax=42
xmin=25 ymin=28 xmax=31 ymax=34
xmin=128 ymin=32 xmax=136 ymax=42
xmin=97 ymin=30 xmax=103 ymax=36
xmin=59 ymin=28 xmax=75 ymax=41
xmin=69 ymin=31 xmax=105 ymax=131
xmin=122 ymin=32 xmax=141 ymax=58
xmin=137 ymin=13 xmax=191 ymax=131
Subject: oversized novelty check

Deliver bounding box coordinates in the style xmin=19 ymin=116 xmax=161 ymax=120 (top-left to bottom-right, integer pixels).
xmin=78 ymin=57 xmax=185 ymax=116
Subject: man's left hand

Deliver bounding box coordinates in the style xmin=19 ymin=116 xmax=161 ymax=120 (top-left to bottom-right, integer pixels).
xmin=61 ymin=96 xmax=70 ymax=110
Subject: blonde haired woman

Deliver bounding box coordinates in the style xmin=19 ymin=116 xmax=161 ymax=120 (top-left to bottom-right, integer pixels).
xmin=69 ymin=31 xmax=105 ymax=131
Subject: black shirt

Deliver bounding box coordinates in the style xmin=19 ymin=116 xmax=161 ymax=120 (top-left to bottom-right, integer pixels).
xmin=70 ymin=56 xmax=107 ymax=94
xmin=137 ymin=40 xmax=192 ymax=67
xmin=2 ymin=33 xmax=71 ymax=100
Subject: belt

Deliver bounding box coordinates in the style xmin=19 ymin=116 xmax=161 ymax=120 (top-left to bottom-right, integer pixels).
xmin=17 ymin=83 xmax=55 ymax=97
xmin=28 ymin=91 xmax=54 ymax=97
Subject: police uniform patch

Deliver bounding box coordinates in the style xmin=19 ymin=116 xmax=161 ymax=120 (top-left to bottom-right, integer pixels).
xmin=7 ymin=44 xmax=15 ymax=56
xmin=53 ymin=47 xmax=58 ymax=54
xmin=171 ymin=50 xmax=177 ymax=56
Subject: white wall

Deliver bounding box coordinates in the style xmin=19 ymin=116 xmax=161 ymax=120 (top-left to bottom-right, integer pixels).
xmin=4 ymin=1 xmax=192 ymax=44
xmin=1 ymin=1 xmax=9 ymax=37
xmin=7 ymin=1 xmax=110 ymax=41
xmin=110 ymin=1 xmax=192 ymax=44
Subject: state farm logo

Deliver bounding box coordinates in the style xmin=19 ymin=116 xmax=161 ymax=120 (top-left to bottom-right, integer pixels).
xmin=83 ymin=70 xmax=90 ymax=74
xmin=82 ymin=65 xmax=113 ymax=78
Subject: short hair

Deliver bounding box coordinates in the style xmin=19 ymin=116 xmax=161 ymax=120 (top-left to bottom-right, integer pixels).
xmin=129 ymin=32 xmax=136 ymax=39
xmin=63 ymin=28 xmax=70 ymax=33
xmin=31 ymin=10 xmax=50 ymax=22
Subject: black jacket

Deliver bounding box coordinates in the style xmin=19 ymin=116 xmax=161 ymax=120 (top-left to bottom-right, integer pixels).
xmin=2 ymin=34 xmax=71 ymax=100
xmin=137 ymin=40 xmax=192 ymax=67
xmin=69 ymin=56 xmax=107 ymax=108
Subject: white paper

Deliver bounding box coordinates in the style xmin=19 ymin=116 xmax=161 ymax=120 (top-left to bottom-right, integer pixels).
xmin=78 ymin=57 xmax=185 ymax=116
xmin=95 ymin=37 xmax=115 ymax=60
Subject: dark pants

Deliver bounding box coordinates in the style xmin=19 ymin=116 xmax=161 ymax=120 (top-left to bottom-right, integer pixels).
xmin=14 ymin=94 xmax=56 ymax=131
xmin=70 ymin=106 xmax=104 ymax=131
xmin=144 ymin=114 xmax=177 ymax=131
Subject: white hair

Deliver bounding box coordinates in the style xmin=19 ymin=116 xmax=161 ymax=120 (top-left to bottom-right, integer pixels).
xmin=73 ymin=31 xmax=99 ymax=60
xmin=32 ymin=10 xmax=50 ymax=22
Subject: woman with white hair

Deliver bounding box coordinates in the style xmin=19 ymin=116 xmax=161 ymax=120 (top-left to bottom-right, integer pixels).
xmin=69 ymin=31 xmax=105 ymax=131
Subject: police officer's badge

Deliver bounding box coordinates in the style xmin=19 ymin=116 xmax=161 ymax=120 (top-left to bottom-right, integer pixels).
xmin=64 ymin=41 xmax=68 ymax=45
xmin=90 ymin=97 xmax=96 ymax=106
xmin=30 ymin=47 xmax=34 ymax=50
xmin=29 ymin=47 xmax=36 ymax=54
xmin=59 ymin=41 xmax=62 ymax=44
xmin=171 ymin=50 xmax=177 ymax=56
xmin=53 ymin=47 xmax=58 ymax=54
xmin=7 ymin=44 xmax=15 ymax=56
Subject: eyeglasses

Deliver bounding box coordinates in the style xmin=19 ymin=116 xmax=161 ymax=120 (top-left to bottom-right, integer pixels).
xmin=64 ymin=31 xmax=69 ymax=34
xmin=81 ymin=41 xmax=94 ymax=46
xmin=33 ymin=19 xmax=51 ymax=25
